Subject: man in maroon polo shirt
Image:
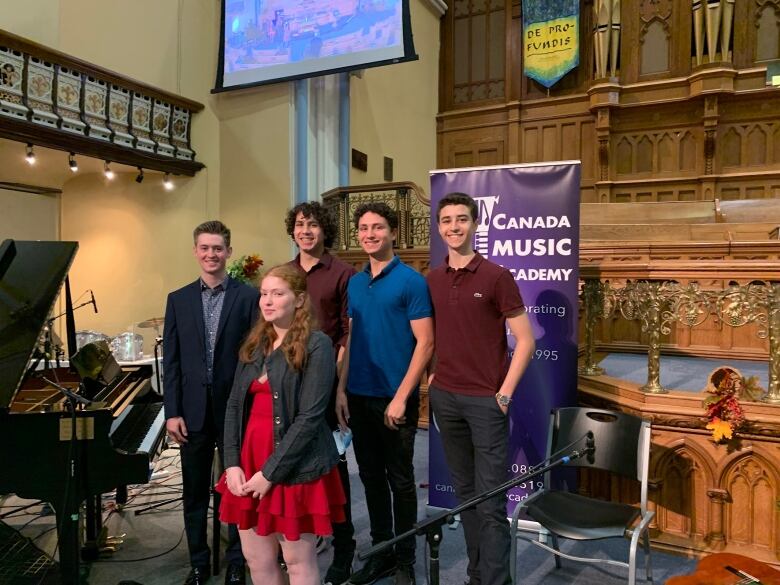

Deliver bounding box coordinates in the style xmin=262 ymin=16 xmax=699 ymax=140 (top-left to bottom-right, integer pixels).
xmin=285 ymin=201 xmax=357 ymax=585
xmin=427 ymin=192 xmax=535 ymax=585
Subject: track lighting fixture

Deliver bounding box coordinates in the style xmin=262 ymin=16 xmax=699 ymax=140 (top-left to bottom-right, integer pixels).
xmin=68 ymin=152 xmax=78 ymax=172
xmin=135 ymin=168 xmax=144 ymax=183
xmin=163 ymin=173 xmax=174 ymax=191
xmin=103 ymin=161 xmax=115 ymax=180
xmin=25 ymin=143 xmax=35 ymax=165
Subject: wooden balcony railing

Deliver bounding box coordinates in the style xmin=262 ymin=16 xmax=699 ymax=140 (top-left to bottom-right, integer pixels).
xmin=0 ymin=29 xmax=204 ymax=176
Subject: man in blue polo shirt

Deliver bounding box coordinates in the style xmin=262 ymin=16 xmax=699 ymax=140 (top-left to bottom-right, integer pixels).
xmin=336 ymin=202 xmax=433 ymax=585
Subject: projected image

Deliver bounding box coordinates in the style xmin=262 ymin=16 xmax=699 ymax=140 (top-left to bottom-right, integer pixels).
xmin=224 ymin=0 xmax=402 ymax=74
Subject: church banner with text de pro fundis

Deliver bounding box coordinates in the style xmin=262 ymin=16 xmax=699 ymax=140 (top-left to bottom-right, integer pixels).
xmin=428 ymin=162 xmax=580 ymax=517
xmin=522 ymin=0 xmax=580 ymax=88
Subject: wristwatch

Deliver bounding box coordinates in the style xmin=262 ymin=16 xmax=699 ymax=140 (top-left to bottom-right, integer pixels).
xmin=495 ymin=392 xmax=512 ymax=407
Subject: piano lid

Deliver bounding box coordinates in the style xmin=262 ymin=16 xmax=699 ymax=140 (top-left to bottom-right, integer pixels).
xmin=0 ymin=240 xmax=79 ymax=409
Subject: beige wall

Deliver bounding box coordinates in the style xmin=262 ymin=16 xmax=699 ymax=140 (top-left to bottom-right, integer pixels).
xmin=217 ymin=84 xmax=294 ymax=268
xmin=0 ymin=0 xmax=60 ymax=47
xmin=0 ymin=0 xmax=440 ymax=348
xmin=0 ymin=188 xmax=60 ymax=241
xmin=349 ymin=0 xmax=441 ymax=195
xmin=60 ymin=171 xmax=209 ymax=337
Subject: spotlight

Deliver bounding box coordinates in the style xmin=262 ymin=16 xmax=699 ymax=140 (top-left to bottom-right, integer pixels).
xmin=68 ymin=152 xmax=78 ymax=172
xmin=163 ymin=173 xmax=174 ymax=191
xmin=135 ymin=168 xmax=144 ymax=183
xmin=25 ymin=143 xmax=35 ymax=165
xmin=103 ymin=161 xmax=115 ymax=180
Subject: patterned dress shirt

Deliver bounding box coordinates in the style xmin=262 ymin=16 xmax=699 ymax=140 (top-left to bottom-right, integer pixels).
xmin=201 ymin=277 xmax=227 ymax=384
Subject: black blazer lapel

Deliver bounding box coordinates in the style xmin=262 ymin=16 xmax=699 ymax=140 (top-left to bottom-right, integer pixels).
xmin=189 ymin=279 xmax=206 ymax=352
xmin=215 ymin=277 xmax=240 ymax=347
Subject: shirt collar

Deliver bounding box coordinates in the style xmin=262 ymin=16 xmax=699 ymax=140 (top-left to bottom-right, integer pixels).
xmin=294 ymin=251 xmax=333 ymax=273
xmin=362 ymin=255 xmax=400 ymax=277
xmin=200 ymin=275 xmax=228 ymax=291
xmin=445 ymin=253 xmax=483 ymax=273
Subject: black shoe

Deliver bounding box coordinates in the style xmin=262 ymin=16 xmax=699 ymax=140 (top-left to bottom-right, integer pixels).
xmin=349 ymin=554 xmax=396 ymax=585
xmin=224 ymin=563 xmax=246 ymax=585
xmin=184 ymin=566 xmax=210 ymax=585
xmin=393 ymin=565 xmax=416 ymax=585
xmin=324 ymin=554 xmax=353 ymax=585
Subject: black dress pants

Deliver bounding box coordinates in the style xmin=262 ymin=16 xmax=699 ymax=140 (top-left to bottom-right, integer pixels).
xmin=180 ymin=413 xmax=243 ymax=570
xmin=348 ymin=392 xmax=418 ymax=567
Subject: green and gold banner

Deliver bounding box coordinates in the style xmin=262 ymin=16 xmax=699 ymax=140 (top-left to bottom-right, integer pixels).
xmin=522 ymin=0 xmax=580 ymax=88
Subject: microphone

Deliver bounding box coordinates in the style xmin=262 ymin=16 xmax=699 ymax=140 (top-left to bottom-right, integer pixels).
xmin=90 ymin=290 xmax=99 ymax=313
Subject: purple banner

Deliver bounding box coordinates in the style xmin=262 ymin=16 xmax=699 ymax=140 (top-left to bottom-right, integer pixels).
xmin=427 ymin=162 xmax=581 ymax=515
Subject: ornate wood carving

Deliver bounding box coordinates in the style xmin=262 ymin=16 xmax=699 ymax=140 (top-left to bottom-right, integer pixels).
xmin=321 ymin=182 xmax=431 ymax=251
xmin=578 ymin=383 xmax=780 ymax=564
xmin=439 ymin=0 xmax=780 ymax=204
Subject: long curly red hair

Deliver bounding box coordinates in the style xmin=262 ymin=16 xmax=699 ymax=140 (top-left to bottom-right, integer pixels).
xmin=239 ymin=264 xmax=317 ymax=371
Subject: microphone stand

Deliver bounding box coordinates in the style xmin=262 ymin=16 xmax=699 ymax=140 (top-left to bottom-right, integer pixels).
xmin=40 ymin=376 xmax=93 ymax=407
xmin=39 ymin=377 xmax=93 ymax=585
xmin=24 ymin=298 xmax=96 ymax=379
xmin=153 ymin=336 xmax=163 ymax=394
xmin=358 ymin=445 xmax=594 ymax=585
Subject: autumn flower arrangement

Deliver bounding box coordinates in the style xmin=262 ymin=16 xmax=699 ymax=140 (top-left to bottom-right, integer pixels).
xmin=227 ymin=254 xmax=264 ymax=285
xmin=703 ymin=366 xmax=761 ymax=443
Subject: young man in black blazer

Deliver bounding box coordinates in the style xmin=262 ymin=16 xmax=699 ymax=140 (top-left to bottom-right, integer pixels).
xmin=163 ymin=221 xmax=259 ymax=585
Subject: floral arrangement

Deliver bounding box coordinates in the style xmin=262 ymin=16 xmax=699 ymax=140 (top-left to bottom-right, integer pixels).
xmin=703 ymin=366 xmax=761 ymax=442
xmin=227 ymin=254 xmax=263 ymax=285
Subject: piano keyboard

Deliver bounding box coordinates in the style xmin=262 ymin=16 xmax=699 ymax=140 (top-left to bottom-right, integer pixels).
xmin=110 ymin=402 xmax=165 ymax=455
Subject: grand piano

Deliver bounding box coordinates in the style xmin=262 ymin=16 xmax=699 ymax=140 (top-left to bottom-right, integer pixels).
xmin=0 ymin=240 xmax=167 ymax=585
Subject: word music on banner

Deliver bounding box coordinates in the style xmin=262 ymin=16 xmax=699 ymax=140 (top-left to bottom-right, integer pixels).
xmin=522 ymin=0 xmax=580 ymax=88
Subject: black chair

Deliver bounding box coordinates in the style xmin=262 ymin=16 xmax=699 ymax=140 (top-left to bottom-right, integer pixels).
xmin=509 ymin=407 xmax=654 ymax=585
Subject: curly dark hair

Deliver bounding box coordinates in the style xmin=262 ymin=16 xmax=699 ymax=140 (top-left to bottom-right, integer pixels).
xmin=285 ymin=202 xmax=337 ymax=249
xmin=352 ymin=202 xmax=398 ymax=231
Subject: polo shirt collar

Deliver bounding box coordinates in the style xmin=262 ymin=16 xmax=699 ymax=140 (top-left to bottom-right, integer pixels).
xmin=294 ymin=251 xmax=333 ymax=272
xmin=445 ymin=253 xmax=483 ymax=273
xmin=362 ymin=254 xmax=400 ymax=279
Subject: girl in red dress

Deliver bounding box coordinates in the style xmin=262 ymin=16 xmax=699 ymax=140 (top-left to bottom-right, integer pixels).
xmin=218 ymin=264 xmax=345 ymax=585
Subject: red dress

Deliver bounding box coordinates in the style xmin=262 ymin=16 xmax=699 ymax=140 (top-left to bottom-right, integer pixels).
xmin=216 ymin=378 xmax=346 ymax=540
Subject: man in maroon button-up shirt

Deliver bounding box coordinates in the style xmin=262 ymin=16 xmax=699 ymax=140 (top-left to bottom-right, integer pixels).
xmin=427 ymin=193 xmax=535 ymax=585
xmin=285 ymin=201 xmax=356 ymax=585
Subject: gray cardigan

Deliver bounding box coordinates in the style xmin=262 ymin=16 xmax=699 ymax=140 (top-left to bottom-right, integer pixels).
xmin=223 ymin=330 xmax=339 ymax=485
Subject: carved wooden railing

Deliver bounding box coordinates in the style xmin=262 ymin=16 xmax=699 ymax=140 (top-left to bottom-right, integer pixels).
xmin=321 ymin=181 xmax=430 ymax=251
xmin=579 ymin=241 xmax=780 ymax=402
xmin=0 ymin=29 xmax=204 ymax=176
